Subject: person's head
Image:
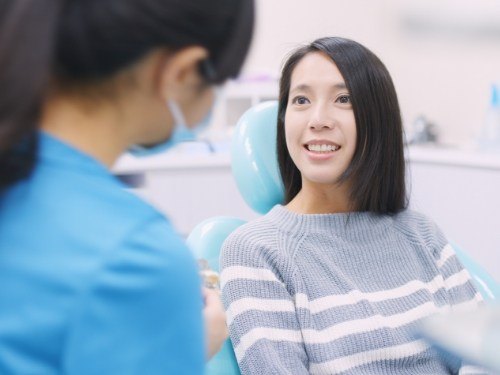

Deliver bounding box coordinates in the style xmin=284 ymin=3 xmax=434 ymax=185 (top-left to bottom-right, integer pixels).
xmin=0 ymin=0 xmax=254 ymax=188
xmin=277 ymin=37 xmax=407 ymax=214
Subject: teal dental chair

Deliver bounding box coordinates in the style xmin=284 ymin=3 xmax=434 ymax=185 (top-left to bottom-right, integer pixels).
xmin=186 ymin=101 xmax=500 ymax=375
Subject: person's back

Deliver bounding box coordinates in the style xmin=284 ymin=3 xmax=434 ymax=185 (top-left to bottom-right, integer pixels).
xmin=0 ymin=133 xmax=204 ymax=373
xmin=0 ymin=0 xmax=254 ymax=373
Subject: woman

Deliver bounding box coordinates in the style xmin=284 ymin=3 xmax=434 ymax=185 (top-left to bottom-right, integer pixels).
xmin=220 ymin=37 xmax=486 ymax=374
xmin=0 ymin=0 xmax=253 ymax=373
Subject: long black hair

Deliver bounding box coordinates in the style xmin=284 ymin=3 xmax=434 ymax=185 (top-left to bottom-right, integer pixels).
xmin=277 ymin=37 xmax=407 ymax=214
xmin=0 ymin=0 xmax=254 ymax=189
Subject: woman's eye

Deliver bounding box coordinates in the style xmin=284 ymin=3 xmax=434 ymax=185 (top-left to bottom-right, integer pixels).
xmin=292 ymin=96 xmax=310 ymax=105
xmin=336 ymin=95 xmax=351 ymax=104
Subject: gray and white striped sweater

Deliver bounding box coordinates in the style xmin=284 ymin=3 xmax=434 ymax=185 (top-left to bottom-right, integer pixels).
xmin=220 ymin=205 xmax=487 ymax=374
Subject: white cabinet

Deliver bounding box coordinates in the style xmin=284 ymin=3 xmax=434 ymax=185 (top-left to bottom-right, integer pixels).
xmin=407 ymin=146 xmax=500 ymax=280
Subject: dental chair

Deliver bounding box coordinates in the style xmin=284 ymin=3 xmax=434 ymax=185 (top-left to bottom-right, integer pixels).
xmin=187 ymin=101 xmax=500 ymax=375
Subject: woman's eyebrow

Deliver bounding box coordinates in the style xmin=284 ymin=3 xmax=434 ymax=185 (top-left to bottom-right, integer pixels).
xmin=290 ymin=84 xmax=311 ymax=94
xmin=290 ymin=82 xmax=347 ymax=94
xmin=333 ymin=82 xmax=347 ymax=89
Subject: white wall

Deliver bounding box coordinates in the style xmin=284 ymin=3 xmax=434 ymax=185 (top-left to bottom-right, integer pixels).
xmin=242 ymin=0 xmax=500 ymax=145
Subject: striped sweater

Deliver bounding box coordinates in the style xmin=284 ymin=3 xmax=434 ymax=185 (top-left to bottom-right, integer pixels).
xmin=220 ymin=205 xmax=488 ymax=374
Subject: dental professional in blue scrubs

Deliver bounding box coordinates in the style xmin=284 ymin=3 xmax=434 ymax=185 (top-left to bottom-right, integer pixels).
xmin=0 ymin=0 xmax=253 ymax=373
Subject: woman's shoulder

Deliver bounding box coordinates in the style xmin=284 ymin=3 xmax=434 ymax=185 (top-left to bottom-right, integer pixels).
xmin=391 ymin=209 xmax=448 ymax=255
xmin=390 ymin=208 xmax=439 ymax=230
xmin=223 ymin=212 xmax=280 ymax=250
xmin=220 ymin=207 xmax=289 ymax=266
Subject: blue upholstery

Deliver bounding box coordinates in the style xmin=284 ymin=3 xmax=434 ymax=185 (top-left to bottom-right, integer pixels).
xmin=187 ymin=217 xmax=246 ymax=375
xmin=187 ymin=101 xmax=500 ymax=374
xmin=230 ymin=100 xmax=282 ymax=214
xmin=187 ymin=217 xmax=247 ymax=273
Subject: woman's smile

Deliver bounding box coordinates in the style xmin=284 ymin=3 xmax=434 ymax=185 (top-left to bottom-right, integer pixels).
xmin=303 ymin=139 xmax=341 ymax=160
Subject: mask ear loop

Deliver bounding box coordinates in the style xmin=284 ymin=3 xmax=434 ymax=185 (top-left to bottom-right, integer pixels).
xmin=166 ymin=99 xmax=188 ymax=128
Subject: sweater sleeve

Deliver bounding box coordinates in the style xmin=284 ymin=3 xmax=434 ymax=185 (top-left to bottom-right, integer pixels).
xmin=220 ymin=227 xmax=309 ymax=374
xmin=427 ymin=220 xmax=492 ymax=375
xmin=62 ymin=215 xmax=205 ymax=375
xmin=437 ymin=244 xmax=494 ymax=375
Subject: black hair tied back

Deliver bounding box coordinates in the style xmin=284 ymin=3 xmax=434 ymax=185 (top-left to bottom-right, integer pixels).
xmin=0 ymin=0 xmax=61 ymax=190
xmin=200 ymin=0 xmax=254 ymax=84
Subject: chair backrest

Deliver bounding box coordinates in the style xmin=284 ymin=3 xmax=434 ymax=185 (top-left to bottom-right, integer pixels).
xmin=230 ymin=100 xmax=282 ymax=214
xmin=187 ymin=101 xmax=500 ymax=374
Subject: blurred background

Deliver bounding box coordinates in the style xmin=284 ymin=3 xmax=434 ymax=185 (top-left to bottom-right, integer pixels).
xmin=243 ymin=0 xmax=500 ymax=145
xmin=115 ymin=0 xmax=500 ymax=280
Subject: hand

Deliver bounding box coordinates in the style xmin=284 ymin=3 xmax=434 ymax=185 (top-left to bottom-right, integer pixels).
xmin=203 ymin=287 xmax=228 ymax=360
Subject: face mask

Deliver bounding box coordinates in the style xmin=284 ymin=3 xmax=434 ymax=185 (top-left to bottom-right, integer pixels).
xmin=129 ymin=97 xmax=215 ymax=157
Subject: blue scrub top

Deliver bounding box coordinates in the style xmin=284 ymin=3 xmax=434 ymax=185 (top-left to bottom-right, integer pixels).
xmin=0 ymin=133 xmax=205 ymax=374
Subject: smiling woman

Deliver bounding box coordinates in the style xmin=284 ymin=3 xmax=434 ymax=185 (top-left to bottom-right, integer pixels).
xmin=219 ymin=37 xmax=489 ymax=374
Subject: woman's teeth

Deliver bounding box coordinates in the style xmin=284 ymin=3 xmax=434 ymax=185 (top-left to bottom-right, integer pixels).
xmin=307 ymin=144 xmax=340 ymax=152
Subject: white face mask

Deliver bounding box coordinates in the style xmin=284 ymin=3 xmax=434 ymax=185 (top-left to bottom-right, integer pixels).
xmin=129 ymin=94 xmax=216 ymax=157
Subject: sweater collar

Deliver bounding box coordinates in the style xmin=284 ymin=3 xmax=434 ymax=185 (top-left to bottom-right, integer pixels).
xmin=267 ymin=204 xmax=393 ymax=239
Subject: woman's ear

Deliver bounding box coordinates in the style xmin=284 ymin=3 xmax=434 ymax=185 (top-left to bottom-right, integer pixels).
xmin=155 ymin=46 xmax=209 ymax=102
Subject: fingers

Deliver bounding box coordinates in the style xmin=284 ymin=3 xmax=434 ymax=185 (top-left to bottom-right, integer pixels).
xmin=203 ymin=286 xmax=221 ymax=302
xmin=202 ymin=287 xmax=228 ymax=360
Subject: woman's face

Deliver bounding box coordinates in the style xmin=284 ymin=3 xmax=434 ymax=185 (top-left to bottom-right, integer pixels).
xmin=284 ymin=52 xmax=357 ymax=189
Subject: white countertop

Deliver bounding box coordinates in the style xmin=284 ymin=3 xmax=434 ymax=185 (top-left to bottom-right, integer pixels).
xmin=407 ymin=144 xmax=500 ymax=170
xmin=114 ymin=151 xmax=231 ymax=174
xmin=113 ymin=142 xmax=500 ymax=174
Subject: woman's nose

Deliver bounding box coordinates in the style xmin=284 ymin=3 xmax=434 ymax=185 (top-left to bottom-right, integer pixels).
xmin=308 ymin=105 xmax=335 ymax=130
xmin=309 ymin=120 xmax=333 ymax=130
xmin=308 ymin=115 xmax=335 ymax=130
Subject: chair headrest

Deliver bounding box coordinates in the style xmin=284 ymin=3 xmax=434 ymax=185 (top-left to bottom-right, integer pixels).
xmin=231 ymin=101 xmax=284 ymax=214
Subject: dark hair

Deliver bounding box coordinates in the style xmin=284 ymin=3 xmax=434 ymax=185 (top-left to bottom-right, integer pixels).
xmin=0 ymin=0 xmax=254 ymax=189
xmin=277 ymin=37 xmax=407 ymax=214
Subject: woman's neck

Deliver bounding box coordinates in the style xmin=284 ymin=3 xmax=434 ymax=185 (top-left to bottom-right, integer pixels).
xmin=40 ymin=95 xmax=130 ymax=168
xmin=286 ymin=182 xmax=352 ymax=214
